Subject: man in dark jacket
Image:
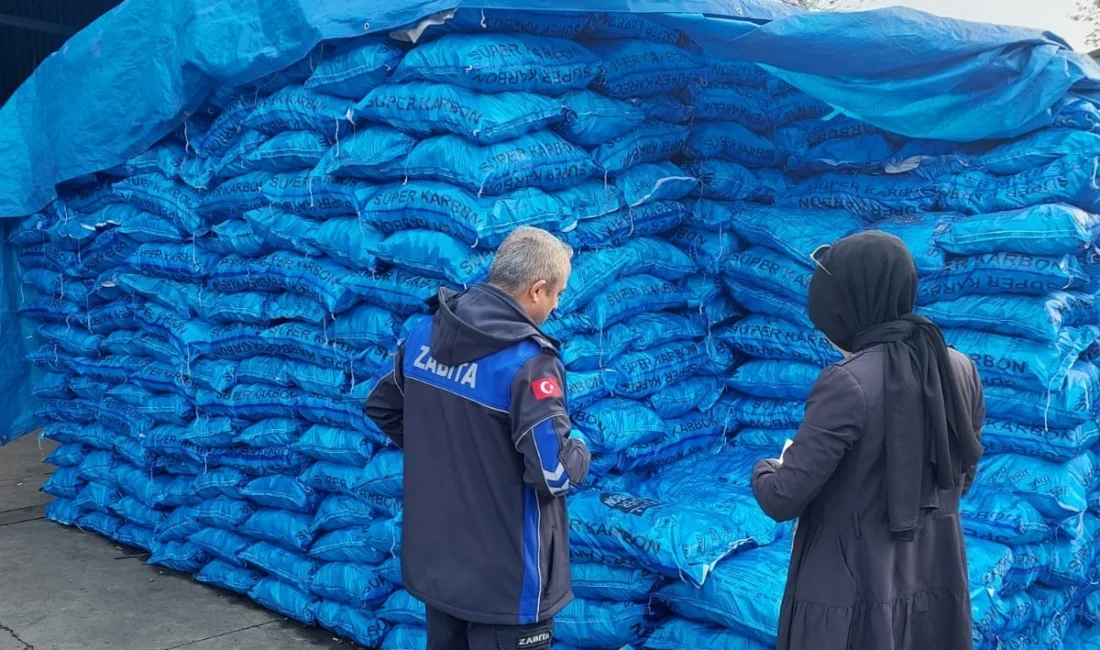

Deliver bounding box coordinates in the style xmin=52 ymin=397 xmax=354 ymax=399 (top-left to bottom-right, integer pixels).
xmin=365 ymin=226 xmax=591 ymax=650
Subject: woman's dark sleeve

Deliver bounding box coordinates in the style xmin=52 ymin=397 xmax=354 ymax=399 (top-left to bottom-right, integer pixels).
xmin=963 ymin=360 xmax=986 ymax=495
xmin=751 ymin=364 xmax=867 ymax=523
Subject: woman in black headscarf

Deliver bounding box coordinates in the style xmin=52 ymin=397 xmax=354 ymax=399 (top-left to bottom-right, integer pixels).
xmin=751 ymin=231 xmax=985 ymax=650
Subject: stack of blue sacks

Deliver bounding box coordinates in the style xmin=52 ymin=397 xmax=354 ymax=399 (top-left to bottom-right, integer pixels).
xmin=7 ymin=7 xmax=1100 ymax=649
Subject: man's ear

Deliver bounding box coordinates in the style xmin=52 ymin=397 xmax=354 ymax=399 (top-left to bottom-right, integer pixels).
xmin=529 ymin=279 xmax=549 ymax=301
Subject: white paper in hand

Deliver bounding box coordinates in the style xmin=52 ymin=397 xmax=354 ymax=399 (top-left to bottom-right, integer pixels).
xmin=779 ymin=438 xmax=794 ymax=465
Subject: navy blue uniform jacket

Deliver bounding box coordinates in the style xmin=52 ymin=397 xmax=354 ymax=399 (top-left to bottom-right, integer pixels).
xmin=365 ymin=283 xmax=591 ymax=625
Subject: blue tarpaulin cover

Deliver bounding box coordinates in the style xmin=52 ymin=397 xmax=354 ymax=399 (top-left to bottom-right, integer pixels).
xmin=0 ymin=0 xmax=1098 ymax=441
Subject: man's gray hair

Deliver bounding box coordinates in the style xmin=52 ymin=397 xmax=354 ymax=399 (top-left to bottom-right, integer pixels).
xmin=488 ymin=227 xmax=574 ymax=293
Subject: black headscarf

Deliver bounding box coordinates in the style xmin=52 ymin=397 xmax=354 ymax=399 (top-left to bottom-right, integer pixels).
xmin=808 ymin=231 xmax=982 ymax=541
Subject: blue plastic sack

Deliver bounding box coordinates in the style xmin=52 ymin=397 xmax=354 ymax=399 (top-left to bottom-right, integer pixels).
xmin=240 ymin=86 xmax=352 ymax=136
xmin=303 ymin=37 xmax=405 ymax=99
xmin=565 ymin=201 xmax=687 ymax=250
xmin=659 ymin=543 xmax=788 ymax=645
xmin=311 ymin=495 xmax=380 ymax=534
xmin=234 ymin=419 xmax=301 ymax=449
xmin=310 ymin=562 xmax=394 ymax=609
xmin=788 ymin=134 xmax=896 ymax=173
xmin=712 ymin=394 xmax=805 ymax=430
xmin=937 ymin=204 xmax=1100 ymax=257
xmin=238 ymin=541 xmax=319 ymax=586
xmin=926 ymin=293 xmax=1097 ymax=343
xmin=289 ymin=426 xmax=372 ymax=468
xmin=393 ymin=33 xmax=599 ymax=96
xmin=583 ymin=275 xmax=688 ymax=330
xmin=189 ymin=527 xmax=251 ymax=566
xmin=589 ymin=40 xmax=703 ymax=98
xmin=975 ymin=452 xmax=1096 ymax=519
xmin=46 ymin=443 xmax=86 ymax=468
xmin=547 ymin=182 xmax=621 ymax=228
xmin=647 ymin=376 xmax=724 ymax=420
xmin=775 ymin=116 xmax=885 ymax=157
xmin=571 ymin=563 xmax=658 ymax=604
xmin=555 ymin=599 xmax=646 ymax=649
xmin=373 ymin=230 xmax=492 ymax=285
xmin=359 ymin=451 xmax=403 ymax=500
xmin=567 ymin=370 xmax=616 ymax=410
xmin=685 ymin=160 xmax=769 ymax=203
xmin=400 ymin=131 xmax=599 ymax=195
xmin=259 ymin=322 xmax=380 ymax=376
xmin=713 ymin=203 xmax=864 ymax=267
xmin=191 ymin=467 xmax=249 ymax=499
xmin=1043 ymin=514 xmax=1100 ymax=587
xmin=725 ymin=247 xmax=814 ymax=301
xmin=241 ymin=475 xmax=320 ymax=513
xmin=555 ymin=90 xmax=645 ymax=146
xmin=619 ymin=411 xmax=728 ymax=473
xmin=572 ymin=398 xmax=665 ymax=457
xmin=148 ymin=540 xmax=211 ymax=573
xmin=194 ymin=497 xmax=255 ymax=529
xmin=945 ymin=326 xmax=1097 ymax=393
xmin=41 ymin=467 xmax=86 ymax=499
xmin=380 ymin=589 xmax=426 ymax=625
xmin=310 ymin=526 xmax=388 ymax=564
xmin=341 ymin=269 xmax=443 ymax=317
xmin=583 ymin=11 xmax=683 ymax=43
xmin=314 ymin=126 xmax=415 ymax=181
xmin=560 ymin=326 xmax=633 ymax=372
xmin=608 ymin=340 xmax=708 ymax=399
xmin=690 ymin=84 xmax=775 ymax=130
xmin=382 ymin=626 xmax=427 ymax=650
xmin=705 ymin=57 xmax=768 ymax=87
xmin=241 ymin=508 xmax=315 ymax=552
xmin=936 ymin=156 xmax=1100 ymax=216
xmin=981 ymin=419 xmax=1099 ymax=464
xmin=113 ymin=175 xmax=204 ymax=235
xmin=78 ymin=511 xmax=124 ymax=540
xmin=357 ymin=181 xmax=564 ymax=248
xmin=201 ymin=171 xmax=362 ymax=221
xmin=921 ymin=252 xmax=1097 ymax=303
xmin=728 ymin=360 xmax=820 ymax=401
xmin=316 ymin=601 xmax=389 ymax=648
xmin=205 ymin=220 xmax=271 ymax=257
xmin=236 ymin=131 xmax=332 ymax=174
xmin=779 ymin=172 xmax=936 ymax=220
xmin=966 ymin=537 xmax=1015 ymax=595
xmin=243 ymin=209 xmax=380 ymax=270
xmin=961 ymin=487 xmax=1053 ymax=546
xmin=684 ymin=122 xmax=783 ymax=168
xmin=45 ymin=498 xmax=82 ymax=526
xmin=619 ymin=237 xmax=697 ymax=281
xmin=195 ymin=560 xmax=264 ymax=595
xmin=569 ymin=491 xmax=774 ymax=586
xmin=591 ymin=119 xmax=689 ymax=174
xmin=358 ymin=82 xmax=564 ymax=145
xmin=115 ymin=524 xmax=155 ymax=551
xmin=74 ymin=481 xmax=120 ymax=513
xmin=249 ymin=578 xmax=319 ymax=625
xmin=613 ymin=162 xmax=697 ymax=208
xmin=646 ymin=618 xmax=771 ymax=650
xmin=406 ymin=9 xmax=591 ymax=40
xmin=237 ymin=356 xmax=348 ymax=399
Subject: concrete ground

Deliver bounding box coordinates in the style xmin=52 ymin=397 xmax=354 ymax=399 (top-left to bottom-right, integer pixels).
xmin=0 ymin=435 xmax=351 ymax=650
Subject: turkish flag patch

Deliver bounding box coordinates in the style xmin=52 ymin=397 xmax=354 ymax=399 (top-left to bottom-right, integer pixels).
xmin=531 ymin=377 xmax=563 ymax=400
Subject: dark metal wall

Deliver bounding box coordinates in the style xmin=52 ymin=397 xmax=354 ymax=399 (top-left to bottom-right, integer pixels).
xmin=0 ymin=0 xmax=123 ymax=103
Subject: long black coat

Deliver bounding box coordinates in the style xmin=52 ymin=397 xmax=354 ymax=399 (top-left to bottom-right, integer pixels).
xmin=752 ymin=345 xmax=985 ymax=650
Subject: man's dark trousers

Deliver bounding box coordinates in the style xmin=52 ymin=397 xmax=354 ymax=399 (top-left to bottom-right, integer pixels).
xmin=426 ymin=606 xmax=553 ymax=650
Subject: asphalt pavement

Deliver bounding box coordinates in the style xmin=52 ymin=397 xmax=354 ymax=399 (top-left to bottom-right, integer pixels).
xmin=0 ymin=434 xmax=351 ymax=650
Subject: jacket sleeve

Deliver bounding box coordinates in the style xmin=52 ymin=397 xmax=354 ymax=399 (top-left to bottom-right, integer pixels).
xmin=510 ymin=352 xmax=591 ymax=497
xmin=963 ymin=360 xmax=986 ymax=495
xmin=365 ymin=345 xmax=407 ymax=450
xmin=752 ymin=364 xmax=866 ymax=523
